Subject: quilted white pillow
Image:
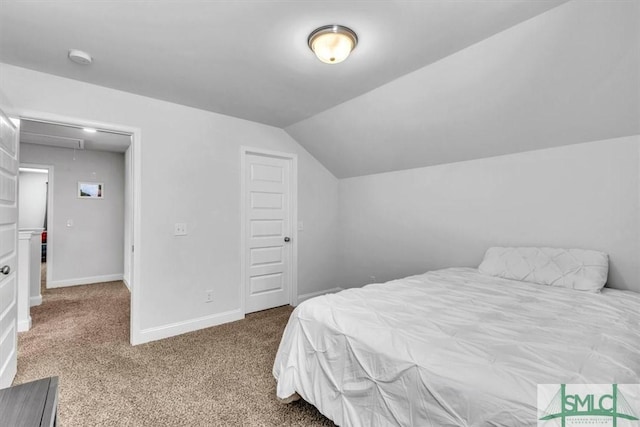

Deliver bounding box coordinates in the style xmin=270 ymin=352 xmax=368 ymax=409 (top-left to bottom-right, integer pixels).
xmin=478 ymin=247 xmax=609 ymax=292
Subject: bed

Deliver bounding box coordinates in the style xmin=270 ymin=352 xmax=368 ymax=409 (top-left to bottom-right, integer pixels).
xmin=273 ymin=248 xmax=640 ymax=426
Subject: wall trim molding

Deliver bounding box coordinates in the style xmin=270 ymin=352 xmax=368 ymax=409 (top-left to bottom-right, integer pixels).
xmin=29 ymin=295 xmax=42 ymax=306
xmin=297 ymin=287 xmax=344 ymax=305
xmin=48 ymin=273 xmax=124 ymax=288
xmin=17 ymin=316 xmax=31 ymax=332
xmin=137 ymin=309 xmax=244 ymax=345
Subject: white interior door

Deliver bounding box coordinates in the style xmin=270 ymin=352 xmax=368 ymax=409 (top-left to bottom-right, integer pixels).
xmin=244 ymin=152 xmax=293 ymax=313
xmin=0 ymin=109 xmax=19 ymax=388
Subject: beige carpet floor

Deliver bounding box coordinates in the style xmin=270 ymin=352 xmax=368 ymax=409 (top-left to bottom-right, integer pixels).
xmin=13 ymin=264 xmax=334 ymax=426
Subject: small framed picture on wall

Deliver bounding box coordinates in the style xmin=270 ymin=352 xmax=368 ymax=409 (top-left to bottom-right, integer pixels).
xmin=78 ymin=182 xmax=104 ymax=199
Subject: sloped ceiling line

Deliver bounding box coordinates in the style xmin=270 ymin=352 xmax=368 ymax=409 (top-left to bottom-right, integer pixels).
xmin=285 ymin=0 xmax=640 ymax=178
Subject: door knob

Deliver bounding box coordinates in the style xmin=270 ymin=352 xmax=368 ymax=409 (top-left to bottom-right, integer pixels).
xmin=284 ymin=237 xmax=290 ymax=242
xmin=0 ymin=265 xmax=10 ymax=275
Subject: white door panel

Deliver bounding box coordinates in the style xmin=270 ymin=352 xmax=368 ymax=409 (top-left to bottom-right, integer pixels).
xmin=250 ymin=192 xmax=283 ymax=210
xmin=250 ymin=219 xmax=283 ymax=237
xmin=0 ymin=110 xmax=18 ymax=388
xmin=244 ymin=153 xmax=293 ymax=313
xmin=250 ymin=246 xmax=283 ymax=266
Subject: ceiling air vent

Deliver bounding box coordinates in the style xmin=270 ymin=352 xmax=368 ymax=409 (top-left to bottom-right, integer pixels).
xmin=21 ymin=132 xmax=85 ymax=150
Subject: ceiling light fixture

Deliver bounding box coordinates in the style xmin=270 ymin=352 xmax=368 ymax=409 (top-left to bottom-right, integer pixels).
xmin=68 ymin=49 xmax=93 ymax=65
xmin=19 ymin=167 xmax=48 ymax=174
xmin=83 ymin=128 xmax=97 ymax=133
xmin=308 ymin=25 xmax=358 ymax=64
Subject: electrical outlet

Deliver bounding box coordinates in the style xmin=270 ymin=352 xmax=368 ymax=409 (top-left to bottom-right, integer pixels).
xmin=174 ymin=223 xmax=188 ymax=236
xmin=297 ymin=221 xmax=304 ymax=231
xmin=205 ymin=290 xmax=213 ymax=303
xmin=370 ymin=275 xmax=376 ymax=282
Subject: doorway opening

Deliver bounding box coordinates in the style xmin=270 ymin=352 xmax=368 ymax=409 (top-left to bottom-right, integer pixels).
xmin=17 ymin=116 xmax=140 ymax=344
xmin=18 ymin=164 xmax=51 ymax=305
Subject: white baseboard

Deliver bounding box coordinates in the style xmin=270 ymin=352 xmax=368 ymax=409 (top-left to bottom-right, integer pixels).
xmin=123 ymin=277 xmax=131 ymax=291
xmin=29 ymin=295 xmax=42 ymax=306
xmin=17 ymin=316 xmax=31 ymax=332
xmin=134 ymin=308 xmax=244 ymax=345
xmin=297 ymin=287 xmax=344 ymax=305
xmin=48 ymin=273 xmax=124 ymax=288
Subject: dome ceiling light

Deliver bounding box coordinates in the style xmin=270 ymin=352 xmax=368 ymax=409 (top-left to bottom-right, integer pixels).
xmin=68 ymin=49 xmax=93 ymax=65
xmin=307 ymin=25 xmax=358 ymax=64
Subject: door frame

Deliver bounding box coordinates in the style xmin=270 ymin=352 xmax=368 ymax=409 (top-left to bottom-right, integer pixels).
xmin=18 ymin=163 xmax=54 ymax=293
xmin=240 ymin=146 xmax=298 ymax=314
xmin=16 ymin=110 xmax=143 ymax=346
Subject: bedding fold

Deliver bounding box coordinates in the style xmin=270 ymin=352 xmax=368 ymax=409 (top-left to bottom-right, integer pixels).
xmin=273 ymin=268 xmax=640 ymax=426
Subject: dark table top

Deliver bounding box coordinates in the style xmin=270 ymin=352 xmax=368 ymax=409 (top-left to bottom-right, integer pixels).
xmin=0 ymin=377 xmax=58 ymax=427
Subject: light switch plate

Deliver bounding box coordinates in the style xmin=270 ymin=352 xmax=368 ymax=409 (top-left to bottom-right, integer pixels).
xmin=174 ymin=223 xmax=187 ymax=236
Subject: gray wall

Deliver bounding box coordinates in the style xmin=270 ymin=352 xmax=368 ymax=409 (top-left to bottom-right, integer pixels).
xmin=338 ymin=135 xmax=640 ymax=292
xmin=2 ymin=0 xmax=637 ymax=346
xmin=1 ymin=62 xmax=339 ymax=343
xmin=18 ymin=171 xmax=47 ymax=229
xmin=20 ymin=143 xmax=125 ymax=287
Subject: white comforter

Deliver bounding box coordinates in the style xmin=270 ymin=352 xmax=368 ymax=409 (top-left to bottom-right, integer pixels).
xmin=273 ymin=268 xmax=640 ymax=426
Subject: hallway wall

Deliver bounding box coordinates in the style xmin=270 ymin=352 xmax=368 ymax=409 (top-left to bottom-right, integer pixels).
xmin=20 ymin=143 xmax=125 ymax=287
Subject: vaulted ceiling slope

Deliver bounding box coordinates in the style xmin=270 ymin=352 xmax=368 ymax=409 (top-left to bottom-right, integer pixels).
xmin=0 ymin=1 xmax=567 ymax=129
xmin=287 ymin=0 xmax=640 ymax=178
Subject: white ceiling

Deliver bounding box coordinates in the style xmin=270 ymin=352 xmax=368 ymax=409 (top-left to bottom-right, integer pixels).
xmin=20 ymin=120 xmax=131 ymax=153
xmin=0 ymin=0 xmax=568 ymax=128
xmin=2 ymin=1 xmax=635 ymax=179
xmin=287 ymin=0 xmax=640 ymax=177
